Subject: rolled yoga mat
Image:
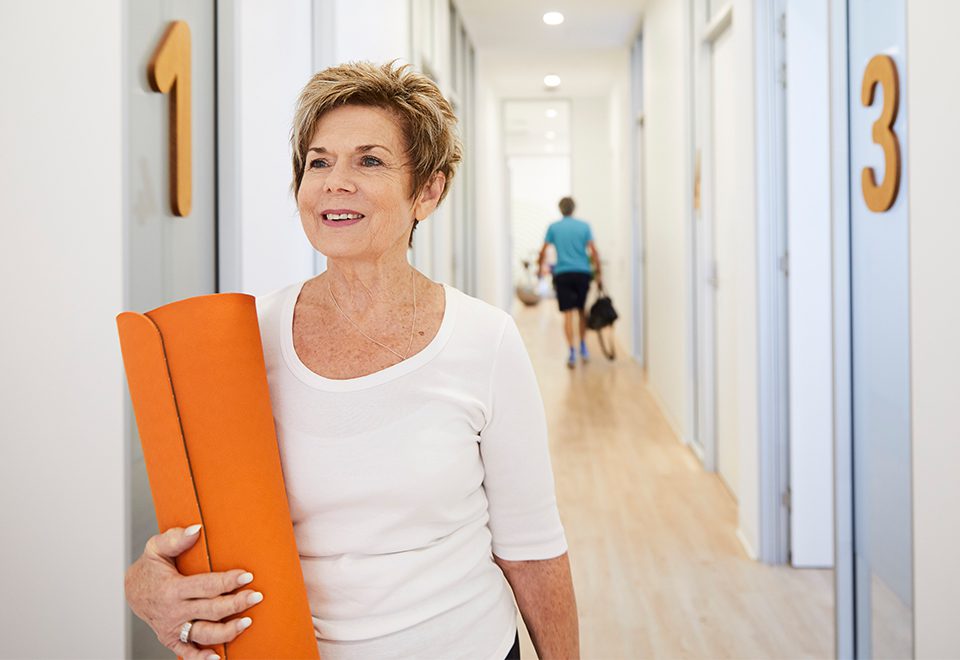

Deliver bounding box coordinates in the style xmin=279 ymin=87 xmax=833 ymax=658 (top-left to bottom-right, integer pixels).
xmin=117 ymin=294 xmax=319 ymax=659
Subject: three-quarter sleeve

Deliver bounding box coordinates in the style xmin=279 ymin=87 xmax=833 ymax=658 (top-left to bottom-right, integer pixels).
xmin=480 ymin=317 xmax=568 ymax=560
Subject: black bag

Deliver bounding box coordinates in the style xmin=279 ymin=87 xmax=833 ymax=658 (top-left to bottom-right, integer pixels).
xmin=587 ymin=286 xmax=618 ymax=360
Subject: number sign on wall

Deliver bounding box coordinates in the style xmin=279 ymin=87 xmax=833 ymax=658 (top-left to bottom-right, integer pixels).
xmin=148 ymin=21 xmax=192 ymax=217
xmin=861 ymin=54 xmax=901 ymax=213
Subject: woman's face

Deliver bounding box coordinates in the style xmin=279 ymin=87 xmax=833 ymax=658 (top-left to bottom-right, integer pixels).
xmin=297 ymin=104 xmax=442 ymax=262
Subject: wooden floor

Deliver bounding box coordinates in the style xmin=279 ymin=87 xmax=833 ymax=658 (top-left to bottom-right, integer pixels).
xmin=512 ymin=301 xmax=835 ymax=659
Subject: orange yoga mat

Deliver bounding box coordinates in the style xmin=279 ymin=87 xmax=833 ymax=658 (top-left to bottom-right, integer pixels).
xmin=117 ymin=294 xmax=319 ymax=658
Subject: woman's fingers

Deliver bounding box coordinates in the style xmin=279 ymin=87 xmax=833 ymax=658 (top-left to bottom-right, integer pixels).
xmin=187 ymin=616 xmax=254 ymax=646
xmin=189 ymin=589 xmax=264 ymax=622
xmin=178 ymin=569 xmax=255 ymax=599
xmin=172 ymin=640 xmax=221 ymax=660
xmin=147 ymin=524 xmax=203 ymax=561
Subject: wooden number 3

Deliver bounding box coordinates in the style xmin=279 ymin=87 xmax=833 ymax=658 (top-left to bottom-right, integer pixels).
xmin=861 ymin=54 xmax=901 ymax=213
xmin=148 ymin=21 xmax=192 ymax=217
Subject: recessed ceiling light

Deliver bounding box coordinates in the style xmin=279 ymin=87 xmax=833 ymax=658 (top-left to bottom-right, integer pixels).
xmin=545 ymin=108 xmax=558 ymax=118
xmin=543 ymin=74 xmax=561 ymax=88
xmin=546 ymin=131 xmax=557 ymax=140
xmin=543 ymin=11 xmax=565 ymax=26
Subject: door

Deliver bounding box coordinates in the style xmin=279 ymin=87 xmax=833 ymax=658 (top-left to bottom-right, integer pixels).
xmin=633 ymin=119 xmax=647 ymax=365
xmin=631 ymin=33 xmax=647 ymax=366
xmin=711 ymin=26 xmax=740 ymax=499
xmin=126 ymin=2 xmax=218 ymax=656
xmin=846 ymin=0 xmax=912 ymax=655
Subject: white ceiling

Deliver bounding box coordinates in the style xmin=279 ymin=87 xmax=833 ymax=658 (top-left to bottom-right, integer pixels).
xmin=454 ymin=0 xmax=644 ymax=97
xmin=455 ymin=0 xmax=646 ymax=52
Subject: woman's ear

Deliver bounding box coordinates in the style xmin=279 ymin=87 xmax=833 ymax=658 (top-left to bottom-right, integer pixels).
xmin=412 ymin=172 xmax=446 ymax=222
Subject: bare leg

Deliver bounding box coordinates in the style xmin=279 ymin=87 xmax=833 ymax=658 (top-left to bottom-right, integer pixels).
xmin=563 ymin=310 xmax=575 ymax=348
xmin=577 ymin=308 xmax=590 ymax=362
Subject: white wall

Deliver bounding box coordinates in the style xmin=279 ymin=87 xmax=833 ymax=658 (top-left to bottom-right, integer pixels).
xmin=643 ymin=0 xmax=692 ymax=440
xmin=785 ymin=0 xmax=834 ymax=567
xmin=908 ymin=1 xmax=960 ymax=654
xmin=475 ymin=69 xmax=511 ymax=310
xmin=330 ymin=0 xmax=410 ymax=66
xmin=0 ymin=1 xmax=127 ymax=655
xmin=219 ymin=0 xmax=317 ymax=297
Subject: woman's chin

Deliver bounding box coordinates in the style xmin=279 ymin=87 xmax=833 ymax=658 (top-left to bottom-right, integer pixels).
xmin=312 ymin=239 xmax=384 ymax=262
xmin=316 ymin=244 xmax=361 ymax=260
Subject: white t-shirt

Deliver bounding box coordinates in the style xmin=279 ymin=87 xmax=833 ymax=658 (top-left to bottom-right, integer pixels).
xmin=256 ymin=281 xmax=568 ymax=660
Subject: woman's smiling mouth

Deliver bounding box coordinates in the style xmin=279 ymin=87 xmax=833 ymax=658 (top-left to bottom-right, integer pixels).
xmin=321 ymin=210 xmax=365 ymax=226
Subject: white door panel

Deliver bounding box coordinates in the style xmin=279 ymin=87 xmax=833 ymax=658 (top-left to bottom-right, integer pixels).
xmin=126 ymin=3 xmax=217 ymax=656
xmin=847 ymin=0 xmax=912 ymax=654
xmin=712 ymin=28 xmax=739 ymax=500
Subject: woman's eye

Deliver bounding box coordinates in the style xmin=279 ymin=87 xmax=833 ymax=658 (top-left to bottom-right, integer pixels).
xmin=360 ymin=155 xmax=383 ymax=167
xmin=309 ymin=158 xmax=329 ymax=169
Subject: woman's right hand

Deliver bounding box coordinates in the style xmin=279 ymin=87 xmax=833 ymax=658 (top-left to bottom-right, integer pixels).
xmin=124 ymin=524 xmax=263 ymax=660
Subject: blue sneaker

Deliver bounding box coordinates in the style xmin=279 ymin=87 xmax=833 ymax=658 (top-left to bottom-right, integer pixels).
xmin=567 ymin=348 xmax=576 ymax=369
xmin=580 ymin=341 xmax=590 ymax=363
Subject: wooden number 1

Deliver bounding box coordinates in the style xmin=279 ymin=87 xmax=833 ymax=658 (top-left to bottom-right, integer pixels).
xmin=148 ymin=21 xmax=192 ymax=217
xmin=861 ymin=54 xmax=901 ymax=213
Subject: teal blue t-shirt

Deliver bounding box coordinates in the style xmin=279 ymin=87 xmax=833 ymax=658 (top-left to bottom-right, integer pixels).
xmin=544 ymin=216 xmax=594 ymax=274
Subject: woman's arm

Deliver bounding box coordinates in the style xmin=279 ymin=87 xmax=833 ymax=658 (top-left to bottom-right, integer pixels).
xmin=495 ymin=552 xmax=580 ymax=660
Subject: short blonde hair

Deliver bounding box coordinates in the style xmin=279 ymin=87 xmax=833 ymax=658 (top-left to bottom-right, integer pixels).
xmin=291 ymin=61 xmax=462 ymax=206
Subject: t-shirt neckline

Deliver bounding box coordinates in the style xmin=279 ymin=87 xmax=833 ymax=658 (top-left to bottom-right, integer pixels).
xmin=280 ymin=280 xmax=458 ymax=392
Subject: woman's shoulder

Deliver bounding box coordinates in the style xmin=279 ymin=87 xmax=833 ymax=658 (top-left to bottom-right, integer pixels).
xmin=255 ymin=280 xmax=304 ymax=322
xmin=446 ymin=285 xmax=514 ymax=342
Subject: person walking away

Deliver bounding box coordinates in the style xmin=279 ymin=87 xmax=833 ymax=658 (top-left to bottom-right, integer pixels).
xmin=538 ymin=197 xmax=602 ymax=369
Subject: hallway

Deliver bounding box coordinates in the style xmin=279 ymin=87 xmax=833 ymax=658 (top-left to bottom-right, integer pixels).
xmin=514 ymin=299 xmax=833 ymax=659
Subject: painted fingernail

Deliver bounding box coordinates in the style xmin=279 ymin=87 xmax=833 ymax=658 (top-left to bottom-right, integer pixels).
xmin=185 ymin=524 xmax=202 ymax=536
xmin=236 ymin=617 xmax=253 ymax=632
xmin=237 ymin=572 xmax=254 ymax=585
xmin=206 ymin=655 xmax=220 ymax=660
xmin=247 ymin=591 xmax=264 ymax=606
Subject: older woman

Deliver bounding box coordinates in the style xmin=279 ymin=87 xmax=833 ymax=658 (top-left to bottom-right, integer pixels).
xmin=125 ymin=61 xmax=579 ymax=660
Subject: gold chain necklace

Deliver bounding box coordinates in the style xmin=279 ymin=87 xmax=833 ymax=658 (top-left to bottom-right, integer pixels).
xmin=328 ymin=271 xmax=417 ymax=361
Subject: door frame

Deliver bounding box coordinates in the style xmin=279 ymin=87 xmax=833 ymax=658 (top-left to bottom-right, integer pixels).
xmin=754 ymin=0 xmax=791 ymax=565
xmin=828 ymin=0 xmax=854 ymax=651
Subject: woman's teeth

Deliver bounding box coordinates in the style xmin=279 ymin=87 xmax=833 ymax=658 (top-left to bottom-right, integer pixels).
xmin=325 ymin=213 xmax=363 ymax=221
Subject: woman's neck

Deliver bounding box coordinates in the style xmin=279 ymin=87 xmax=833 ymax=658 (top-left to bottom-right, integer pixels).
xmin=322 ymin=253 xmax=415 ymax=315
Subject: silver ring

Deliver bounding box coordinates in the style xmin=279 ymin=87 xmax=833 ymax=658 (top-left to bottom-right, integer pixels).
xmin=179 ymin=620 xmax=194 ymax=643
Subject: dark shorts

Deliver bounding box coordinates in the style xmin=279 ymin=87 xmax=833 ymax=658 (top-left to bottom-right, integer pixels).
xmin=504 ymin=632 xmax=521 ymax=659
xmin=553 ymin=272 xmax=593 ymax=311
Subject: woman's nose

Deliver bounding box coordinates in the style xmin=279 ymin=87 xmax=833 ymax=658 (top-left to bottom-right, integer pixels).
xmin=323 ymin=161 xmax=357 ymax=193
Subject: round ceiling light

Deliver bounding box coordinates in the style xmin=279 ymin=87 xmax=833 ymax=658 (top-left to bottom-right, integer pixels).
xmin=543 ymin=11 xmax=565 ymax=26
xmin=545 ymin=108 xmax=558 ymax=118
xmin=543 ymin=74 xmax=562 ymax=88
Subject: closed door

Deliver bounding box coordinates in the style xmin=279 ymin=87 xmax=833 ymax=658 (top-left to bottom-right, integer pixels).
xmin=634 ymin=120 xmax=647 ymax=366
xmin=712 ymin=26 xmax=740 ymax=500
xmin=847 ymin=0 xmax=912 ymax=655
xmin=126 ymin=2 xmax=217 ymax=656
